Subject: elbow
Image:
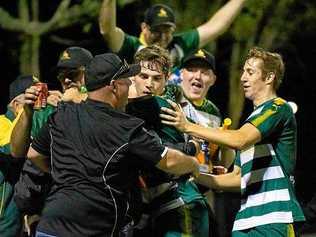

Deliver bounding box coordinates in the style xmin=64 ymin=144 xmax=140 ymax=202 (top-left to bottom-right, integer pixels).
xmin=10 ymin=145 xmax=26 ymax=158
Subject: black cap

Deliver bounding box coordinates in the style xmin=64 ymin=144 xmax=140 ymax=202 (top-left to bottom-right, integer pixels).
xmin=85 ymin=53 xmax=141 ymax=91
xmin=9 ymin=75 xmax=34 ymax=102
xmin=57 ymin=47 xmax=93 ymax=69
xmin=144 ymin=4 xmax=175 ymax=29
xmin=182 ymin=49 xmax=216 ymax=72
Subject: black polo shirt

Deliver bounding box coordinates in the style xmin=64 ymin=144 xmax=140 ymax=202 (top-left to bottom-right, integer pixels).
xmin=31 ymin=99 xmax=167 ymax=237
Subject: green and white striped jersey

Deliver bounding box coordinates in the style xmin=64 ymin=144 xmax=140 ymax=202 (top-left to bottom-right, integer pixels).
xmin=233 ymin=97 xmax=305 ymax=231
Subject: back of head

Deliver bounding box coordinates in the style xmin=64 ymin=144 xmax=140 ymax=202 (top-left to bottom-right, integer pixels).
xmin=144 ymin=4 xmax=176 ymax=29
xmin=85 ymin=53 xmax=140 ymax=92
xmin=246 ymin=47 xmax=284 ymax=90
xmin=9 ymin=75 xmax=34 ymax=102
xmin=134 ymin=45 xmax=171 ymax=77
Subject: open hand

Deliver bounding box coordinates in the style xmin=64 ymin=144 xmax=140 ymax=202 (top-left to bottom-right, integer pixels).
xmin=160 ymin=99 xmax=191 ymax=132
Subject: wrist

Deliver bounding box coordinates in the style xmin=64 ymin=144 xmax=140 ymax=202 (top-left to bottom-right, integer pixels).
xmin=23 ymin=104 xmax=34 ymax=117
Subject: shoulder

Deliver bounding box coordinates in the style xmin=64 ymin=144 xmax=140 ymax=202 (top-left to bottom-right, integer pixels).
xmin=162 ymin=84 xmax=183 ymax=103
xmin=173 ymin=29 xmax=199 ymax=42
xmin=199 ymin=99 xmax=221 ymax=117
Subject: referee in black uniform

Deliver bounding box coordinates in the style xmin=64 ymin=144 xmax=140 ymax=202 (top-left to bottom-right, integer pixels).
xmin=27 ymin=53 xmax=200 ymax=237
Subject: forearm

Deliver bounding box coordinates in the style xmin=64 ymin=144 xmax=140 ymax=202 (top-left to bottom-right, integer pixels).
xmin=198 ymin=0 xmax=246 ymax=47
xmin=99 ymin=0 xmax=124 ymax=52
xmin=185 ymin=122 xmax=244 ymax=150
xmin=10 ymin=108 xmax=33 ymax=158
xmin=99 ymin=0 xmax=116 ymax=35
xmin=156 ymin=148 xmax=199 ymax=176
xmin=196 ymin=166 xmax=241 ymax=192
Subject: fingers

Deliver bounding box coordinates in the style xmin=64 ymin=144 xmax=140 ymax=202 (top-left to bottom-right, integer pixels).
xmin=24 ymin=86 xmax=40 ymax=105
xmin=49 ymin=90 xmax=63 ymax=98
xmin=166 ymin=99 xmax=182 ymax=112
xmin=47 ymin=90 xmax=62 ymax=107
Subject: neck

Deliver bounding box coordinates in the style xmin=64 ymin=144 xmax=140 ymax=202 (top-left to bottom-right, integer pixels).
xmin=253 ymin=90 xmax=277 ymax=107
xmin=88 ymin=88 xmax=115 ymax=108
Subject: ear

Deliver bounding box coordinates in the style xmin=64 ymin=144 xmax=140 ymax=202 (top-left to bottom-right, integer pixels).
xmin=110 ymin=80 xmax=117 ymax=92
xmin=265 ymin=72 xmax=275 ymax=85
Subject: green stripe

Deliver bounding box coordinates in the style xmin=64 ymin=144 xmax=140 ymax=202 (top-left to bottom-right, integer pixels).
xmin=241 ymin=178 xmax=289 ymax=197
xmin=236 ymin=201 xmax=293 ymax=220
xmin=241 ymin=156 xmax=279 ymax=175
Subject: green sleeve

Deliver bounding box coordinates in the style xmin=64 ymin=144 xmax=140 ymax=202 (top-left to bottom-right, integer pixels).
xmin=173 ymin=29 xmax=200 ymax=58
xmin=118 ymin=33 xmax=142 ymax=63
xmin=247 ymin=102 xmax=292 ymax=140
xmin=31 ymin=105 xmax=55 ymax=138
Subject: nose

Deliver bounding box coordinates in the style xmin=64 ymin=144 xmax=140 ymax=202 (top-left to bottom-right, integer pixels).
xmin=145 ymin=77 xmax=154 ymax=88
xmin=194 ymin=69 xmax=202 ymax=79
xmin=240 ymin=72 xmax=247 ymax=82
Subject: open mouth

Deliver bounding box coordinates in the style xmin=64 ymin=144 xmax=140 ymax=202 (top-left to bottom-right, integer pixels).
xmin=191 ymin=81 xmax=203 ymax=91
xmin=142 ymin=91 xmax=153 ymax=95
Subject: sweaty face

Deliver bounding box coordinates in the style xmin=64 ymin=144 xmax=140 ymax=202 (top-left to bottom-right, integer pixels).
xmin=133 ymin=61 xmax=166 ymax=97
xmin=180 ymin=61 xmax=216 ymax=103
xmin=144 ymin=24 xmax=175 ymax=49
xmin=240 ymin=58 xmax=267 ymax=103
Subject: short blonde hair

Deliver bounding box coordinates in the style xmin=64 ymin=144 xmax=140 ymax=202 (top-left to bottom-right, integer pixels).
xmin=247 ymin=47 xmax=285 ymax=90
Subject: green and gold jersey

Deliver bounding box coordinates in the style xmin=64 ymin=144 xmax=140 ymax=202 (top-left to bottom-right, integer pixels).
xmin=118 ymin=29 xmax=199 ymax=70
xmin=233 ymin=98 xmax=305 ymax=231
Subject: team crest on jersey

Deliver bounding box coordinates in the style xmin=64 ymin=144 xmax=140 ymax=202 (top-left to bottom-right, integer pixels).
xmin=158 ymin=8 xmax=168 ymax=17
xmin=61 ymin=50 xmax=71 ymax=60
xmin=195 ymin=49 xmax=206 ymax=58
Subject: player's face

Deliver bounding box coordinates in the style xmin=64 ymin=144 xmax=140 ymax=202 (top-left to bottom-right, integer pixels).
xmin=240 ymin=58 xmax=267 ymax=103
xmin=145 ymin=24 xmax=175 ymax=49
xmin=133 ymin=61 xmax=166 ymax=97
xmin=181 ymin=62 xmax=216 ymax=103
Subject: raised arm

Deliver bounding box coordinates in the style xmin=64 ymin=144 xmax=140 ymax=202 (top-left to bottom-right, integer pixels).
xmin=197 ymin=0 xmax=246 ymax=48
xmin=156 ymin=148 xmax=200 ymax=178
xmin=99 ymin=0 xmax=125 ymax=52
xmin=10 ymin=86 xmax=39 ymax=158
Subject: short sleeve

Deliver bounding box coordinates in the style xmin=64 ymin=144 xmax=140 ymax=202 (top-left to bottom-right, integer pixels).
xmin=128 ymin=126 xmax=167 ymax=165
xmin=173 ymin=29 xmax=199 ymax=57
xmin=118 ymin=33 xmax=142 ymax=63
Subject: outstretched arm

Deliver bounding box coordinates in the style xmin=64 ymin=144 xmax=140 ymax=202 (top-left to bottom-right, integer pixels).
xmin=99 ymin=0 xmax=125 ymax=52
xmin=160 ymin=100 xmax=261 ymax=150
xmin=197 ymin=0 xmax=246 ymax=48
xmin=196 ymin=165 xmax=241 ymax=192
xmin=156 ymin=148 xmax=200 ymax=178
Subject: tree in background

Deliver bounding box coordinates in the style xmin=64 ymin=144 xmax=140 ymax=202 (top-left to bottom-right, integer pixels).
xmin=0 ymin=0 xmax=100 ymax=76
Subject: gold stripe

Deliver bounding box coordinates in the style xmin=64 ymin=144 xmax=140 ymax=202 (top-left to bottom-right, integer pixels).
xmin=0 ymin=182 xmax=6 ymax=216
xmin=182 ymin=205 xmax=192 ymax=237
xmin=287 ymin=224 xmax=295 ymax=237
xmin=251 ymin=109 xmax=276 ymax=127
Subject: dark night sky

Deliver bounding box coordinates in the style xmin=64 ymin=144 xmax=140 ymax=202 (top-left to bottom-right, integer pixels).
xmin=1 ymin=1 xmax=315 ymax=202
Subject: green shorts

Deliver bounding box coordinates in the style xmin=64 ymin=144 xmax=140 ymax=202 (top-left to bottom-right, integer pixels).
xmin=232 ymin=223 xmax=295 ymax=237
xmin=153 ymin=199 xmax=209 ymax=237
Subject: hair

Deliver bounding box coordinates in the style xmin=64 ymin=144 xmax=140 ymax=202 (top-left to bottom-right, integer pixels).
xmin=134 ymin=45 xmax=171 ymax=77
xmin=246 ymin=47 xmax=285 ymax=90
